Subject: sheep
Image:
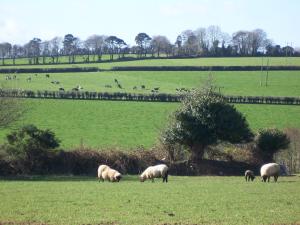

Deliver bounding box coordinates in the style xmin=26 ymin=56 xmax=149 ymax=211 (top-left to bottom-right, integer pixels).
xmin=244 ymin=170 xmax=255 ymax=182
xmin=97 ymin=164 xmax=122 ymax=182
xmin=260 ymin=163 xmax=280 ymax=182
xmin=140 ymin=164 xmax=169 ymax=183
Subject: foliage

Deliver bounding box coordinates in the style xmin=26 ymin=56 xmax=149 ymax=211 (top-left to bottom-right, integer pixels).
xmin=162 ymin=82 xmax=253 ymax=161
xmin=3 ymin=124 xmax=60 ymax=173
xmin=254 ymin=128 xmax=290 ymax=162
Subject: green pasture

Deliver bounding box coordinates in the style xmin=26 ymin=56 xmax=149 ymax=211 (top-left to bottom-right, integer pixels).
xmin=2 ymin=71 xmax=300 ymax=96
xmin=0 ymin=175 xmax=299 ymax=225
xmin=1 ymin=57 xmax=300 ymax=69
xmin=0 ymin=99 xmax=299 ymax=149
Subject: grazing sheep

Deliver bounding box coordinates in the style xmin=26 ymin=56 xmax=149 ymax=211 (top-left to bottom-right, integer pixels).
xmin=97 ymin=164 xmax=110 ymax=181
xmin=97 ymin=165 xmax=122 ymax=182
xmin=260 ymin=163 xmax=280 ymax=182
xmin=140 ymin=164 xmax=169 ymax=183
xmin=245 ymin=170 xmax=255 ymax=182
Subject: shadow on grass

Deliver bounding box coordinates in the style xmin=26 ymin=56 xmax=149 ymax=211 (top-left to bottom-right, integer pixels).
xmin=0 ymin=175 xmax=139 ymax=182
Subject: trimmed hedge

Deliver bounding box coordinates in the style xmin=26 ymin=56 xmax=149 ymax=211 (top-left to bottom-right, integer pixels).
xmin=112 ymin=66 xmax=300 ymax=71
xmin=0 ymin=67 xmax=99 ymax=73
xmin=1 ymin=89 xmax=300 ymax=105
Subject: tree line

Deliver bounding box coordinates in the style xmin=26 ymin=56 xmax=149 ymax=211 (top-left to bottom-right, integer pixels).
xmin=0 ymin=25 xmax=298 ymax=65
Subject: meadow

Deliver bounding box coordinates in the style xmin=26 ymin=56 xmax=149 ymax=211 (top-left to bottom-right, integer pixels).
xmin=1 ymin=56 xmax=300 ymax=70
xmin=2 ymin=70 xmax=300 ymax=97
xmin=0 ymin=99 xmax=299 ymax=149
xmin=0 ymin=175 xmax=299 ymax=225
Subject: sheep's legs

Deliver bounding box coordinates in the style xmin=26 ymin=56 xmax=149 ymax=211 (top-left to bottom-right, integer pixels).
xmin=274 ymin=175 xmax=278 ymax=182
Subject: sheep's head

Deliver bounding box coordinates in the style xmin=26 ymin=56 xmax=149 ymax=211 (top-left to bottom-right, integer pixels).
xmin=140 ymin=175 xmax=145 ymax=182
xmin=116 ymin=175 xmax=122 ymax=182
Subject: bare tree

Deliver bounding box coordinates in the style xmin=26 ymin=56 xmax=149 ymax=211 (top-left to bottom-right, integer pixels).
xmin=151 ymin=35 xmax=171 ymax=57
xmin=85 ymin=35 xmax=107 ymax=62
xmin=49 ymin=37 xmax=62 ymax=64
xmin=0 ymin=42 xmax=12 ymax=65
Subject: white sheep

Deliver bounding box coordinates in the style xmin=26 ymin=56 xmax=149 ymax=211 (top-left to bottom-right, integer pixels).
xmin=244 ymin=170 xmax=255 ymax=182
xmin=140 ymin=164 xmax=169 ymax=183
xmin=97 ymin=165 xmax=122 ymax=182
xmin=260 ymin=163 xmax=280 ymax=182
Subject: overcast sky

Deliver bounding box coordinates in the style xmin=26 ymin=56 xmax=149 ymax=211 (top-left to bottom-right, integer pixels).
xmin=0 ymin=0 xmax=299 ymax=47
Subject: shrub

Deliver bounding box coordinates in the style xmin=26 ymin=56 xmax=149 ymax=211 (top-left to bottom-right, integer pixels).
xmin=254 ymin=128 xmax=290 ymax=163
xmin=2 ymin=124 xmax=60 ymax=174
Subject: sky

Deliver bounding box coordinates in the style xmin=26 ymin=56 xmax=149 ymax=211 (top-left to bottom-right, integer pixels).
xmin=0 ymin=0 xmax=299 ymax=47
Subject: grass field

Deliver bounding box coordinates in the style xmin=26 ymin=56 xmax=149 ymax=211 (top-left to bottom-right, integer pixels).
xmin=0 ymin=99 xmax=299 ymax=149
xmin=2 ymin=71 xmax=300 ymax=97
xmin=0 ymin=175 xmax=299 ymax=225
xmin=1 ymin=57 xmax=300 ymax=69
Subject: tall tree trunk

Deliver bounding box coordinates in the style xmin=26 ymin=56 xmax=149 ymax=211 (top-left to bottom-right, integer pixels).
xmin=190 ymin=143 xmax=205 ymax=162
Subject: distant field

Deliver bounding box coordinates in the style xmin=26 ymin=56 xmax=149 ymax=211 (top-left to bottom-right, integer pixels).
xmin=2 ymin=71 xmax=300 ymax=97
xmin=0 ymin=175 xmax=299 ymax=225
xmin=0 ymin=99 xmax=299 ymax=149
xmin=1 ymin=57 xmax=300 ymax=69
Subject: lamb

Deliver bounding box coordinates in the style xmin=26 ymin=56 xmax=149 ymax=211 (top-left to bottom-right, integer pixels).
xmin=260 ymin=163 xmax=280 ymax=182
xmin=140 ymin=164 xmax=169 ymax=183
xmin=244 ymin=170 xmax=255 ymax=182
xmin=97 ymin=164 xmax=122 ymax=182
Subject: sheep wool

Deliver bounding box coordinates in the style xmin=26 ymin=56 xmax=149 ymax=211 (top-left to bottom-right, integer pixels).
xmin=97 ymin=165 xmax=122 ymax=182
xmin=260 ymin=163 xmax=280 ymax=182
xmin=140 ymin=164 xmax=169 ymax=183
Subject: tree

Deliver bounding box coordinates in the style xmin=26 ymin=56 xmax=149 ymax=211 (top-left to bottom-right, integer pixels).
xmin=3 ymin=124 xmax=60 ymax=173
xmin=162 ymin=81 xmax=253 ymax=162
xmin=85 ymin=35 xmax=106 ymax=61
xmin=49 ymin=36 xmax=62 ymax=64
xmin=135 ymin=33 xmax=151 ymax=57
xmin=63 ymin=34 xmax=78 ymax=63
xmin=151 ymin=35 xmax=171 ymax=57
xmin=254 ymin=128 xmax=290 ymax=163
xmin=0 ymin=42 xmax=12 ymax=65
xmin=105 ymin=36 xmax=119 ymax=60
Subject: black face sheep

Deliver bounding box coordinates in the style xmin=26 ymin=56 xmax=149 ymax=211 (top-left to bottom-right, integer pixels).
xmin=260 ymin=163 xmax=280 ymax=182
xmin=140 ymin=164 xmax=169 ymax=183
xmin=245 ymin=170 xmax=255 ymax=181
xmin=97 ymin=164 xmax=122 ymax=182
